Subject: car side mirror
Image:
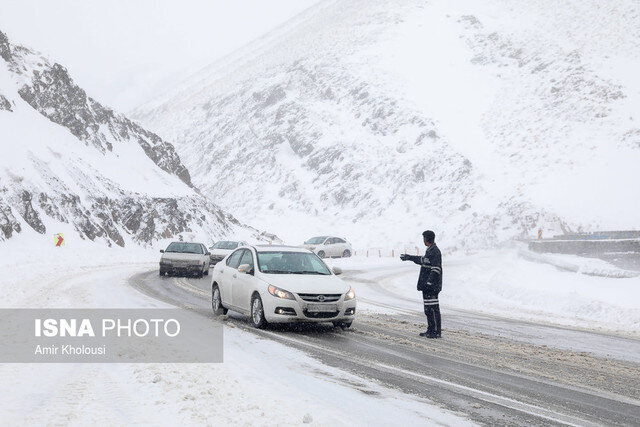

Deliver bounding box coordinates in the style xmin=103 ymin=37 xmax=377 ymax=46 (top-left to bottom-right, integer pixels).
xmin=160 ymin=250 xmax=164 ymax=253
xmin=206 ymin=251 xmax=211 ymax=256
xmin=238 ymin=264 xmax=252 ymax=274
xmin=332 ymin=267 xmax=342 ymax=275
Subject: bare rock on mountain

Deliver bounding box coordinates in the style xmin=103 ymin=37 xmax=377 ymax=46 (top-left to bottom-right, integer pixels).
xmin=1 ymin=30 xmax=191 ymax=187
xmin=0 ymin=94 xmax=11 ymax=111
xmin=0 ymin=30 xmax=271 ymax=246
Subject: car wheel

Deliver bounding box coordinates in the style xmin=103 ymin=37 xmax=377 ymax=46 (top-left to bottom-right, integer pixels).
xmin=211 ymin=285 xmax=228 ymax=315
xmin=342 ymin=250 xmax=351 ymax=258
xmin=204 ymin=265 xmax=209 ymax=276
xmin=317 ymin=250 xmax=325 ymax=259
xmin=159 ymin=269 xmax=165 ymax=276
xmin=251 ymin=294 xmax=268 ymax=329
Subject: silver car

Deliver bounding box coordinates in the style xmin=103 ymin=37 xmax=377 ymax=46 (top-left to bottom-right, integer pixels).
xmin=208 ymin=240 xmax=248 ymax=265
xmin=159 ymin=242 xmax=210 ymax=278
xmin=302 ymin=236 xmax=352 ymax=258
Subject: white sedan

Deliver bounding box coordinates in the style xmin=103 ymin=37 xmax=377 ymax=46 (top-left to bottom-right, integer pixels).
xmin=210 ymin=245 xmax=356 ymax=328
xmin=302 ymin=236 xmax=352 ymax=258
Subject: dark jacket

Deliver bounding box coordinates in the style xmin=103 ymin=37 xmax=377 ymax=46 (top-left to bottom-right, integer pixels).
xmin=407 ymin=244 xmax=442 ymax=292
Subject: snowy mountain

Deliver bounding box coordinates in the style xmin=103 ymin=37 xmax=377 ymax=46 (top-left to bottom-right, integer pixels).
xmin=134 ymin=0 xmax=640 ymax=248
xmin=0 ymin=30 xmax=272 ymax=247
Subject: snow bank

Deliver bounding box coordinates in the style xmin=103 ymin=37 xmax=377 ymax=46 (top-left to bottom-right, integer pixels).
xmin=330 ymin=249 xmax=640 ymax=336
xmin=442 ymin=249 xmax=640 ymax=335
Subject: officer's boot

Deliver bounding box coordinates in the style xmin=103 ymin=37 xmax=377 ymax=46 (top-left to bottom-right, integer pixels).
xmin=421 ymin=306 xmax=437 ymax=338
xmin=433 ymin=304 xmax=441 ymax=338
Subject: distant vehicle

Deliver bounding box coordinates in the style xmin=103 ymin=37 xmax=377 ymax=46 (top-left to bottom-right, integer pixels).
xmin=210 ymin=245 xmax=356 ymax=329
xmin=302 ymin=236 xmax=352 ymax=258
xmin=208 ymin=241 xmax=248 ymax=265
xmin=159 ymin=242 xmax=210 ymax=278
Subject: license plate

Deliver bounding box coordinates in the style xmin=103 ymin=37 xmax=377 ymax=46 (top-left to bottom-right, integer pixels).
xmin=306 ymin=304 xmax=338 ymax=313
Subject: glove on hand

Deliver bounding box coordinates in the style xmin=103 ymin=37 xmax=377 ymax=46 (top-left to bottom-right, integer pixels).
xmin=400 ymin=254 xmax=409 ymax=261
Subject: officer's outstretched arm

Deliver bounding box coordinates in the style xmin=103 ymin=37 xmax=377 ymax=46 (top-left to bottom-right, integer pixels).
xmin=400 ymin=254 xmax=419 ymax=264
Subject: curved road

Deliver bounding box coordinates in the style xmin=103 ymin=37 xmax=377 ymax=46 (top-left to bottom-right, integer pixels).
xmin=129 ymin=267 xmax=640 ymax=426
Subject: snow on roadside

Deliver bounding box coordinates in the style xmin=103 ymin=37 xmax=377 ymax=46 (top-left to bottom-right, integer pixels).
xmin=1 ymin=331 xmax=472 ymax=426
xmin=328 ymin=249 xmax=640 ymax=336
xmin=518 ymin=249 xmax=639 ymax=278
xmin=443 ymin=249 xmax=640 ymax=335
xmin=0 ymin=235 xmax=159 ymax=309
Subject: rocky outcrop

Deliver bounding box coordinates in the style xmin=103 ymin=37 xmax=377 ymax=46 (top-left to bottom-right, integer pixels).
xmin=0 ymin=197 xmax=21 ymax=239
xmin=0 ymin=31 xmax=11 ymax=62
xmin=1 ymin=30 xmax=192 ymax=187
xmin=17 ymin=191 xmax=46 ymax=234
xmin=0 ymin=94 xmax=11 ymax=111
xmin=0 ymin=188 xmax=252 ymax=246
xmin=0 ymin=29 xmax=272 ymax=247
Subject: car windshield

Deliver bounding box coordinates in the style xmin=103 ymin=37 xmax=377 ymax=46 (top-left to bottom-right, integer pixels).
xmin=304 ymin=236 xmax=328 ymax=245
xmin=257 ymin=251 xmax=331 ymax=275
xmin=165 ymin=242 xmax=203 ymax=254
xmin=212 ymin=241 xmax=239 ymax=250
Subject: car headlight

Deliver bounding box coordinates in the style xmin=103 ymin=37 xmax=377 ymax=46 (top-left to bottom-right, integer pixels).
xmin=268 ymin=285 xmax=295 ymax=300
xmin=344 ymin=287 xmax=356 ymax=301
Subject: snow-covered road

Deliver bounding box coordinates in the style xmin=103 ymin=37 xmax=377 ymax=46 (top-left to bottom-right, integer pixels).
xmin=2 ymin=248 xmax=640 ymax=425
xmin=0 ymin=260 xmax=471 ymax=425
xmin=129 ymin=264 xmax=640 ymax=426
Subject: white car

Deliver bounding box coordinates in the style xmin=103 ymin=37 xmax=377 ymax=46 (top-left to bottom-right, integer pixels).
xmin=159 ymin=242 xmax=210 ymax=278
xmin=208 ymin=240 xmax=248 ymax=265
xmin=302 ymin=236 xmax=352 ymax=258
xmin=210 ymin=245 xmax=356 ymax=328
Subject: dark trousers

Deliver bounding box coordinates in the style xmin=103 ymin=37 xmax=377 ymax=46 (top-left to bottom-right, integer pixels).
xmin=422 ymin=290 xmax=441 ymax=335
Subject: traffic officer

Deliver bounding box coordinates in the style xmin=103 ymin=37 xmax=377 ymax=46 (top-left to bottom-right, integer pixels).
xmin=400 ymin=230 xmax=442 ymax=338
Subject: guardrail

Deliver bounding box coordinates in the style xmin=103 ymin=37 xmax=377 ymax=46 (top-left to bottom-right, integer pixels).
xmin=549 ymin=230 xmax=640 ymax=240
xmin=528 ymin=238 xmax=640 ymax=255
xmin=351 ymin=248 xmax=423 ymax=258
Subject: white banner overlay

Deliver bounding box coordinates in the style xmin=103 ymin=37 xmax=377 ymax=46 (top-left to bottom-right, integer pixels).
xmin=0 ymin=309 xmax=223 ymax=363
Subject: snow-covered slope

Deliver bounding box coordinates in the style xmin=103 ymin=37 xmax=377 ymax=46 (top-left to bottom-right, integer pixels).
xmin=0 ymin=30 xmax=272 ymax=247
xmin=134 ymin=0 xmax=640 ymax=248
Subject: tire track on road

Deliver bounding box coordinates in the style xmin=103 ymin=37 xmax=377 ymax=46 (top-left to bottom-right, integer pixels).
xmin=129 ymin=269 xmax=640 ymax=426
